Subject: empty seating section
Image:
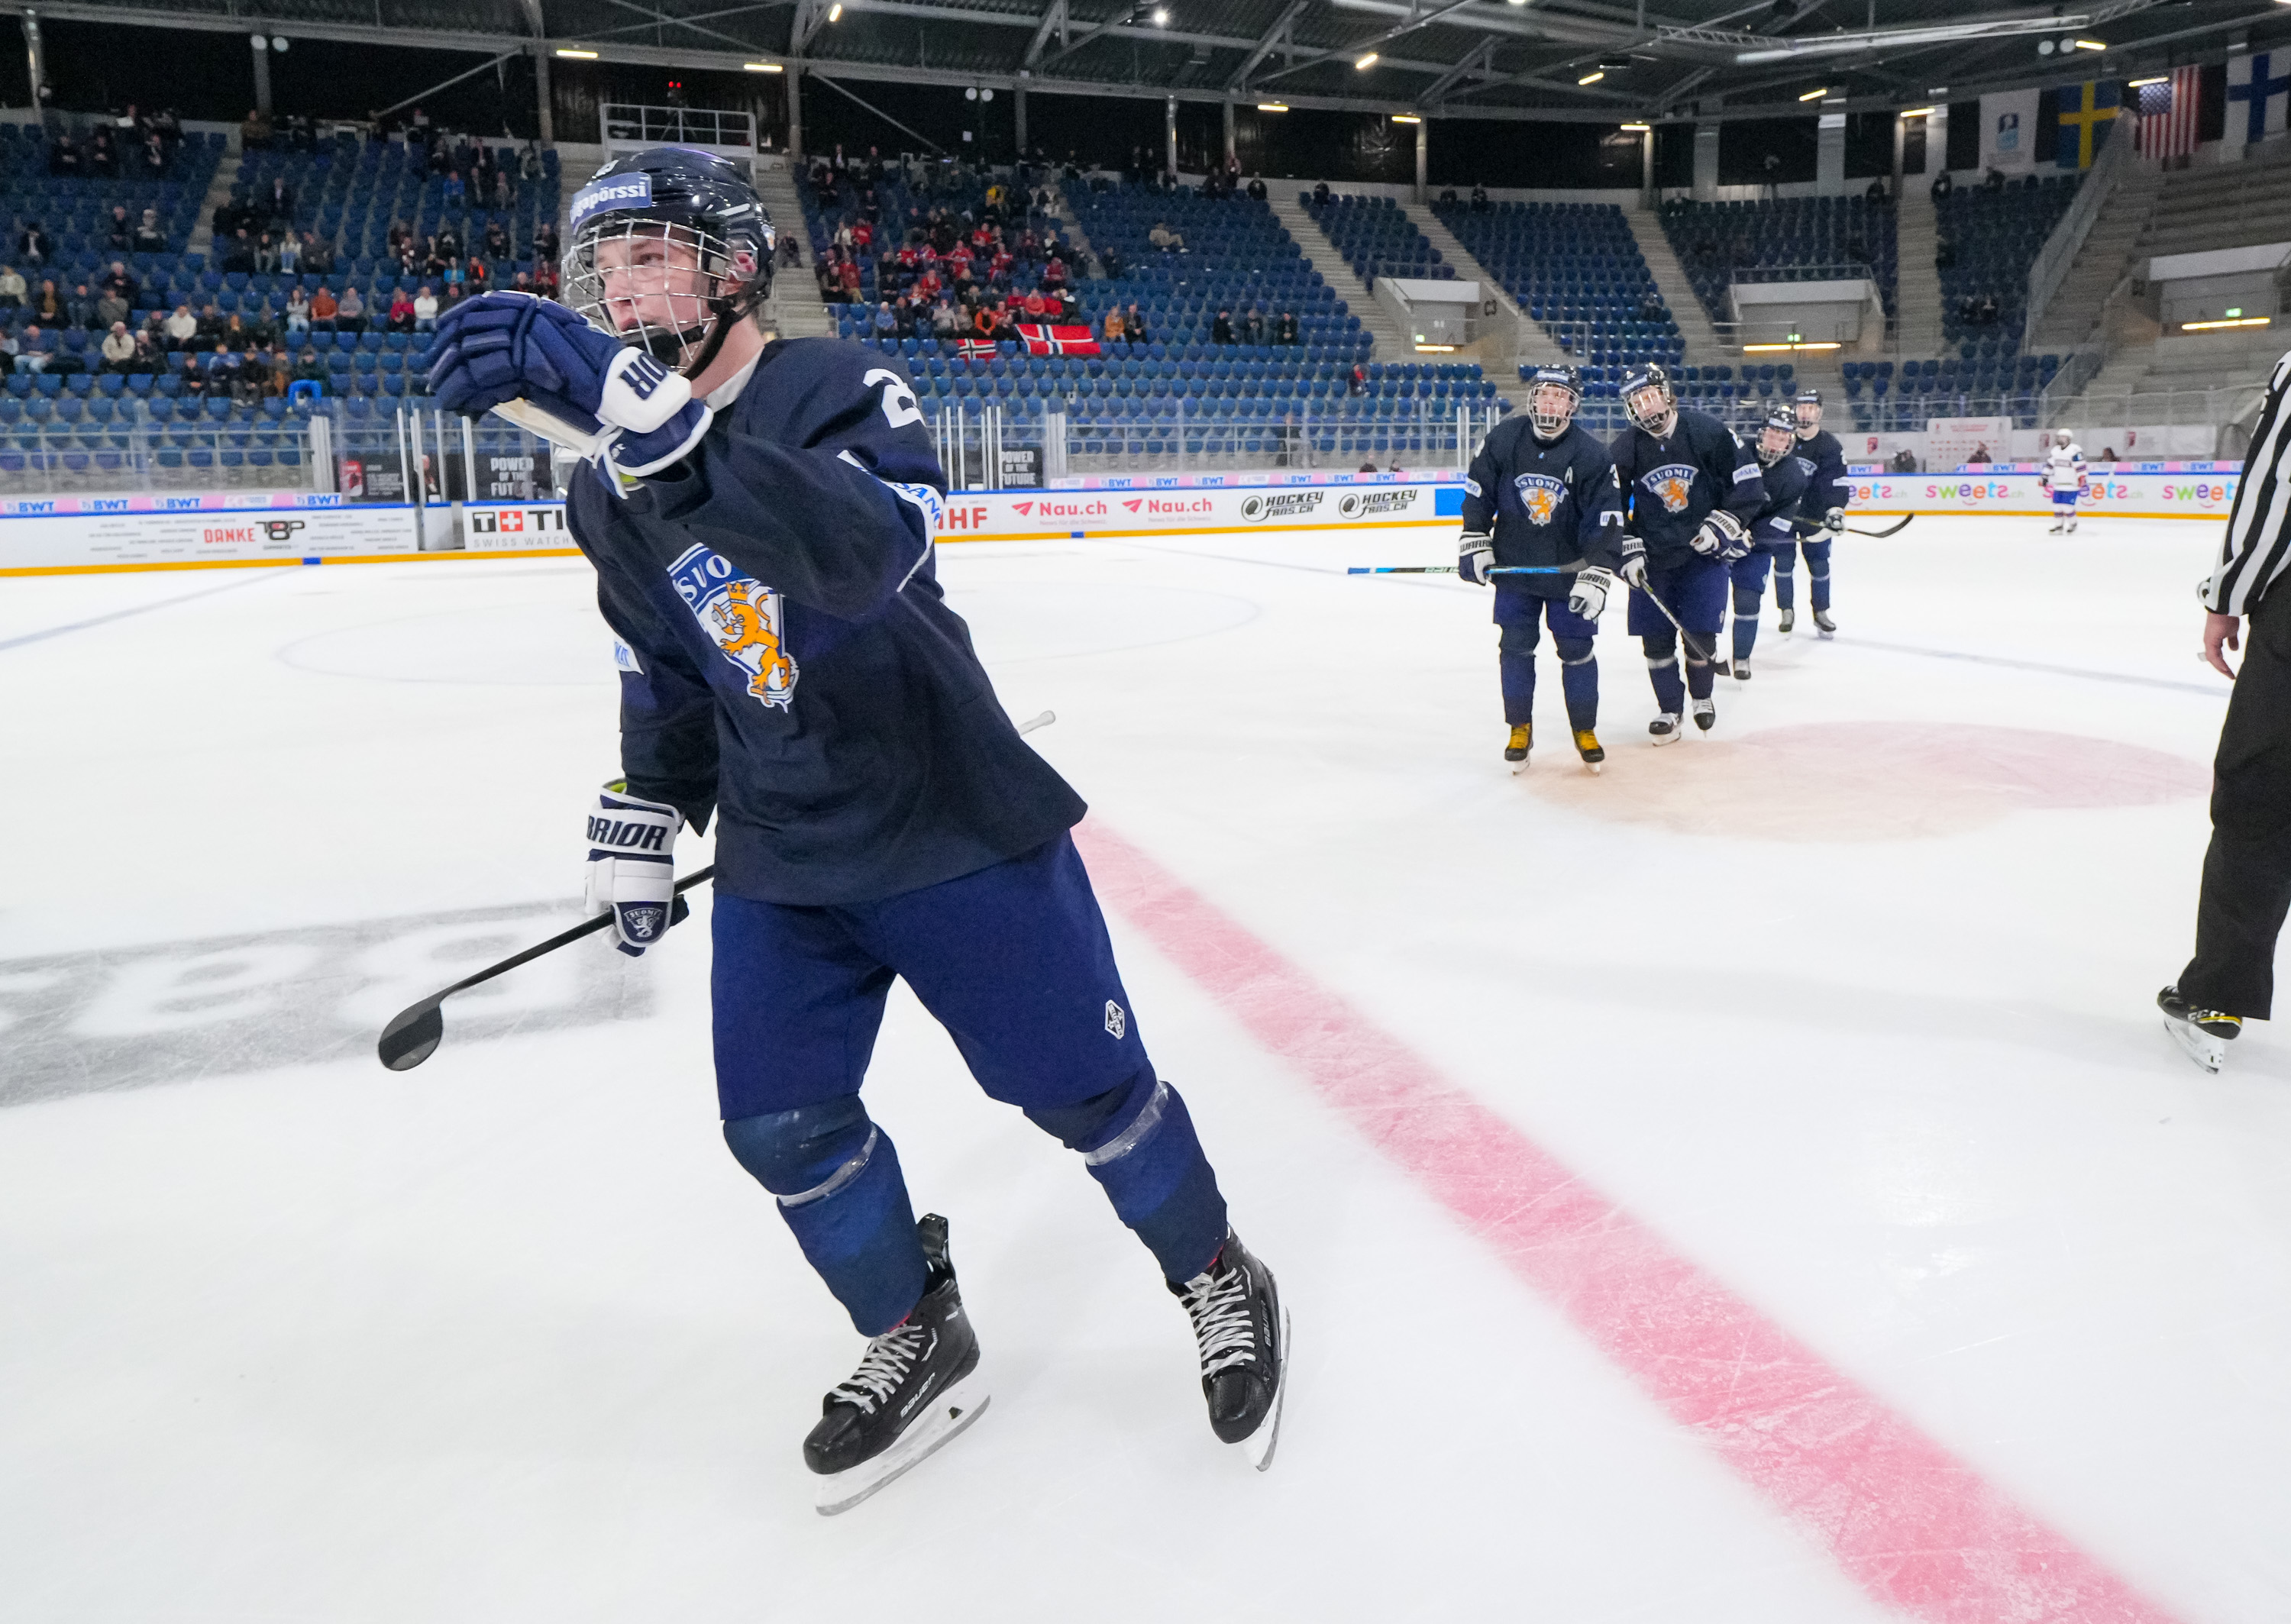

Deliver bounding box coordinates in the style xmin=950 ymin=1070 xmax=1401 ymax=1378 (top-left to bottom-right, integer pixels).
xmin=1436 ymin=200 xmax=1682 ymax=375
xmin=1659 ymin=196 xmax=1897 ymax=330
xmin=1841 ymin=353 xmax=2061 ymax=434
xmin=1302 ymin=193 xmax=1452 ymax=289
xmin=1935 ymin=178 xmax=2075 ymax=353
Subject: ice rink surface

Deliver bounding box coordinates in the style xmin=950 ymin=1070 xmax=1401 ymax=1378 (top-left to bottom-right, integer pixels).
xmin=5 ymin=515 xmax=2289 ymax=1623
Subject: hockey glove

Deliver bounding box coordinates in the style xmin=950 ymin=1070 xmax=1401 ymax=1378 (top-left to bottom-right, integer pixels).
xmin=1458 ymin=531 xmax=1495 ymax=586
xmin=1568 ymin=566 xmax=1614 ymax=622
xmin=1821 ymin=506 xmax=1847 ymax=534
xmin=1617 ymin=534 xmax=1648 ymax=589
xmin=1690 ymin=510 xmax=1748 ymax=560
xmin=584 ymin=784 xmax=680 ymax=957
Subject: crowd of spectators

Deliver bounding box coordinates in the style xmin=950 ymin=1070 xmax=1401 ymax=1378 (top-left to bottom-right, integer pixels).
xmin=47 ymin=105 xmax=186 ymax=183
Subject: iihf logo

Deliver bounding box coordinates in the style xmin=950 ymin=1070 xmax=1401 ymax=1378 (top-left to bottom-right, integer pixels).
xmin=1104 ymin=1000 xmax=1126 ymax=1039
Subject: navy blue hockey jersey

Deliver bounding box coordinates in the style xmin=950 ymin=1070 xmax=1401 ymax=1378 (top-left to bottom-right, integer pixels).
xmin=1460 ymin=417 xmax=1624 ymax=599
xmin=1608 ymin=408 xmax=1766 ymax=567
xmin=568 ymin=337 xmax=1086 ymax=906
xmin=1792 ymin=427 xmax=1851 ymax=519
xmin=1749 ymin=447 xmax=1811 ymax=547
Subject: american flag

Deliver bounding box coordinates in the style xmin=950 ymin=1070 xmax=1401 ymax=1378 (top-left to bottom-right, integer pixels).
xmin=2137 ymin=66 xmax=2202 ymax=159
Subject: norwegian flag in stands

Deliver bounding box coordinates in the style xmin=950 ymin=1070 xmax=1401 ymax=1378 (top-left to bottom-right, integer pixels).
xmin=955 ymin=337 xmax=998 ymax=360
xmin=1018 ymin=324 xmax=1101 ymax=356
xmin=2137 ymin=66 xmax=2202 ymax=160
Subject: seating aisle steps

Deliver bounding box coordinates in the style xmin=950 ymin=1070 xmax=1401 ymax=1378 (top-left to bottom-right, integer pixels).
xmin=1893 ymin=188 xmax=1943 ymax=357
xmin=1621 ymin=204 xmax=1722 ymax=365
xmin=1267 ymin=194 xmax=1408 ymax=366
xmin=752 ymin=159 xmax=835 ymax=340
xmin=1402 ymin=201 xmax=1533 ymax=409
xmin=188 ymin=150 xmax=243 ymax=258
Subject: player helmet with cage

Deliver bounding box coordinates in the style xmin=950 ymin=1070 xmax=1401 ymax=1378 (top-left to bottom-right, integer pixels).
xmin=1525 ymin=363 xmax=1582 ymax=438
xmin=1755 ymin=405 xmax=1798 ymax=467
xmin=1794 ymin=386 xmax=1822 ymax=437
xmin=1621 ymin=363 xmax=1676 ymax=437
xmin=563 ymin=147 xmax=777 ymax=376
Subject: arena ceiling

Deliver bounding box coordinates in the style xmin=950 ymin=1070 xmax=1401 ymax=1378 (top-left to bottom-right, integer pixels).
xmin=31 ymin=0 xmax=2291 ymax=121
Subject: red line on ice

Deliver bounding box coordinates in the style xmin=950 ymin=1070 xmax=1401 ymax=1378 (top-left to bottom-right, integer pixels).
xmin=1075 ymin=819 xmax=2184 ymax=1624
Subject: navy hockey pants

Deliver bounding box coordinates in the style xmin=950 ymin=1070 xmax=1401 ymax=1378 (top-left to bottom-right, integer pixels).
xmin=1493 ymin=586 xmax=1599 ymax=731
xmin=714 ymin=833 xmax=1229 ymax=1335
xmin=1627 ymin=556 xmax=1727 ymax=713
xmin=1728 ymin=544 xmax=1783 ymax=663
xmin=1771 ymin=536 xmax=1832 ymax=615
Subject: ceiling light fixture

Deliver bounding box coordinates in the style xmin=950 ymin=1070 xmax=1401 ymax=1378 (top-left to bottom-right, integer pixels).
xmin=1391 ymin=113 xmax=1421 ymax=124
xmin=1798 ymin=86 xmax=1827 ymax=100
xmin=1355 ymin=51 xmax=1378 ymax=69
xmin=1257 ymin=101 xmax=1288 ymax=111
xmin=1737 ymin=13 xmax=2088 ymax=65
xmin=1578 ymin=69 xmax=1605 ymax=84
xmin=1620 ymin=121 xmax=1651 ymax=131
xmin=554 ymin=46 xmax=598 ymax=57
xmin=2128 ymin=74 xmax=2167 ymax=86
xmin=2074 ymin=37 xmax=2105 ymax=50
xmin=828 ymin=2 xmax=842 ymax=19
xmin=1901 ymin=105 xmax=1934 ymax=118
xmin=1151 ymin=6 xmax=1168 ymax=22
xmin=744 ymin=60 xmax=784 ymax=72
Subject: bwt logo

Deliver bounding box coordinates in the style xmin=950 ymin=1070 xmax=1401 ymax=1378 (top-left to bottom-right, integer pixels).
xmin=941 ymin=505 xmax=991 ymax=530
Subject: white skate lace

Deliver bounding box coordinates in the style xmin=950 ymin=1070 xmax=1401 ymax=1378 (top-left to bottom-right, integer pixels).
xmin=1178 ymin=1265 xmax=1259 ymax=1377
xmin=830 ymin=1321 xmax=930 ymax=1415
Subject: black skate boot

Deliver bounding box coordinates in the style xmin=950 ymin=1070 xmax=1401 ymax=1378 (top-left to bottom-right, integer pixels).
xmin=1732 ymin=657 xmax=1753 ymax=681
xmin=1813 ymin=609 xmax=1837 ymax=638
xmin=804 ymin=1213 xmax=990 ymax=1515
xmin=2158 ymin=986 xmax=2241 ymax=1075
xmin=1170 ymin=1229 xmax=1289 ymax=1471
xmin=1692 ymin=696 xmax=1716 ymax=732
xmin=1777 ymin=606 xmax=1795 ymax=635
xmin=1649 ymin=712 xmax=1682 ymax=745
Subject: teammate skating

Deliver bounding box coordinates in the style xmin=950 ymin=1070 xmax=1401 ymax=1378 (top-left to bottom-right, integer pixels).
xmin=1721 ymin=405 xmax=1811 ymax=682
xmin=425 ymin=149 xmax=1285 ymax=1512
xmin=1610 ymin=363 xmax=1766 ymax=741
xmin=2042 ymin=429 xmax=2087 ymax=534
xmin=1458 ymin=363 xmax=1624 ymax=773
xmin=1772 ymin=389 xmax=1847 ymax=638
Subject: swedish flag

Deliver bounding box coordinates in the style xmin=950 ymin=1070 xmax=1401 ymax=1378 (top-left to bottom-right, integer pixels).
xmin=2056 ymin=81 xmax=2121 ymax=170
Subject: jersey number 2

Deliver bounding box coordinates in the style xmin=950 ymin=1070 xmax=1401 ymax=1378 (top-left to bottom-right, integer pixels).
xmin=863 ymin=368 xmax=923 ymax=430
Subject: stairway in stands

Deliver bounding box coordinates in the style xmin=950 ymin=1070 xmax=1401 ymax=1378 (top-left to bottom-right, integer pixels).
xmin=752 ymin=158 xmax=834 ymax=340
xmin=1621 ymin=205 xmax=1722 ymax=366
xmin=1893 ymin=187 xmax=1944 ymax=357
xmin=1402 ymin=201 xmax=1536 ymax=405
xmin=1266 ymin=193 xmax=1408 ymax=364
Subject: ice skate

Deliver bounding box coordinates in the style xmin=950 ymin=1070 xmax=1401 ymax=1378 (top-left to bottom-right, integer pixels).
xmin=1649 ymin=712 xmax=1682 ymax=744
xmin=2158 ymin=986 xmax=2241 ymax=1075
xmin=1573 ymin=728 xmax=1605 ymax=773
xmin=2065 ymin=518 xmax=2079 ymax=534
xmin=1504 ymin=724 xmax=1530 ymax=770
xmin=1813 ymin=609 xmax=1837 ymax=638
xmin=1171 ymin=1228 xmax=1288 ymax=1470
xmin=1777 ymin=607 xmax=1795 ymax=634
xmin=1691 ymin=696 xmax=1716 ymax=732
xmin=1731 ymin=657 xmax=1752 ymax=681
xmin=806 ymin=1214 xmax=990 ymax=1515
xmin=2048 ymin=518 xmax=2064 ymax=534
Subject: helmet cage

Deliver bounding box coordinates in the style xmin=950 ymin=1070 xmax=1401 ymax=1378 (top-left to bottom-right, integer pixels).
xmin=1756 ymin=422 xmax=1796 ymax=466
xmin=1794 ymin=399 xmax=1822 ymax=437
xmin=564 ymin=216 xmax=768 ymax=370
xmin=1624 ymin=374 xmax=1674 ymax=436
xmin=1528 ymin=379 xmax=1579 ymax=437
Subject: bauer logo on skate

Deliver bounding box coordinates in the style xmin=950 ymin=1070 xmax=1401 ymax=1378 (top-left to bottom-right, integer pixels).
xmin=1513 ymin=473 xmax=1565 ymax=525
xmin=667 ymin=543 xmax=800 ymax=712
xmin=1643 ymin=465 xmax=1698 ymax=514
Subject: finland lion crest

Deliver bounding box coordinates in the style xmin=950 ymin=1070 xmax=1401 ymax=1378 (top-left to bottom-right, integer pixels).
xmin=667 ymin=543 xmax=800 ymax=712
xmin=1514 ymin=472 xmax=1566 ymax=526
xmin=1643 ymin=463 xmax=1699 ymax=515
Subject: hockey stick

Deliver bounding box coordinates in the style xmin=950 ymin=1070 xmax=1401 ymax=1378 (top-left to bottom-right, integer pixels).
xmin=1346 ymin=565 xmax=1573 ymax=575
xmin=1629 ymin=574 xmax=1718 ymax=667
xmin=1792 ymin=512 xmax=1915 ymax=539
xmin=376 ymin=710 xmax=1058 ymax=1071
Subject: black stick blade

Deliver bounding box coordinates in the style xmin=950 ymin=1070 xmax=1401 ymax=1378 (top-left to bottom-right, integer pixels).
xmin=378 ymin=1002 xmax=446 ymax=1070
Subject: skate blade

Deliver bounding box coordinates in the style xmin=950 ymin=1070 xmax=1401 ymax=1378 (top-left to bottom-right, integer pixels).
xmin=1239 ymin=1303 xmax=1291 ymax=1473
xmin=1508 ymin=760 xmax=1528 ymax=776
xmin=813 ymin=1372 xmax=991 ymax=1516
xmin=1580 ymin=760 xmax=1602 ymax=775
xmin=2164 ymin=1016 xmax=2225 ymax=1075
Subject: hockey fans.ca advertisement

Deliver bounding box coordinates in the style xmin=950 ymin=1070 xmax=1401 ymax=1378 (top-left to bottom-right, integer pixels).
xmin=0 ymin=497 xmax=419 ymax=573
xmin=1843 ymin=464 xmax=2241 ymax=518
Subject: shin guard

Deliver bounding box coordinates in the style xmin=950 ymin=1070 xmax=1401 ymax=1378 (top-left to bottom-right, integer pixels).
xmin=725 ymin=1097 xmax=926 ymax=1336
xmin=1028 ymin=1068 xmax=1228 ymax=1284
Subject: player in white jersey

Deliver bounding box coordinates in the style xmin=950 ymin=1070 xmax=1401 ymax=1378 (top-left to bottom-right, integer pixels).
xmin=2041 ymin=429 xmax=2086 ymax=534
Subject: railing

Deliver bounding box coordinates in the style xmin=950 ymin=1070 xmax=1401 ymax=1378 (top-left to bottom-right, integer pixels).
xmin=2025 ymin=131 xmax=2131 ymax=352
xmin=599 ymin=105 xmax=758 ymax=157
xmin=0 ymin=418 xmax=320 ymax=494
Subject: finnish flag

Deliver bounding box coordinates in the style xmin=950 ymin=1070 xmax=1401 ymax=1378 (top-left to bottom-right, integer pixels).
xmin=2228 ymin=52 xmax=2289 ymax=147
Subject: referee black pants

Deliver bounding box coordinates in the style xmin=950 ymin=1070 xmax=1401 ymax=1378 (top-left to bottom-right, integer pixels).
xmin=2180 ymin=589 xmax=2291 ymax=1019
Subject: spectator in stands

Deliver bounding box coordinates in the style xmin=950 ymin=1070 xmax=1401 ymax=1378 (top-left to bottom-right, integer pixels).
xmin=15 ymin=326 xmax=46 ymax=373
xmin=133 ymin=208 xmax=166 ymax=253
xmin=1242 ymin=306 xmax=1265 ymax=346
xmin=302 ymin=232 xmax=334 ymax=275
xmin=175 ymin=349 xmax=205 ymax=400
xmin=1865 ymin=177 xmax=1887 ymax=203
xmin=279 ymin=233 xmax=301 ymax=275
xmin=412 ymin=286 xmax=438 ymax=332
xmin=443 ymin=258 xmax=466 ymax=299
xmin=0 ymin=329 xmax=18 ymax=375
xmin=532 ymin=256 xmax=558 ymax=299
xmin=1313 ymin=180 xmax=1331 ymax=206
xmin=18 ymin=221 xmax=53 ymax=267
xmin=483 ymin=218 xmax=509 ymax=262
xmin=164 ymin=303 xmax=197 ymax=349
xmin=1975 ymin=292 xmax=1999 ymax=327
xmin=104 ymin=205 xmax=134 ymax=253
xmin=1249 ymin=174 xmax=1268 ymax=202
xmin=443 ymin=170 xmax=466 ymax=208
xmin=1637 ymin=289 xmax=1666 ymax=324
xmin=336 ymin=283 xmax=366 ymax=331
xmin=33 ymin=279 xmax=61 ymax=324
xmin=294 ymin=347 xmax=326 ymax=389
xmin=0 ymin=266 xmax=22 ymax=309
xmin=1971 ymin=442 xmax=1992 ymax=465
xmin=1103 ymin=306 xmax=1126 ymax=345
xmin=1930 ymin=168 xmax=1953 ymax=202
xmin=1349 ymin=363 xmax=1368 ymax=396
xmin=1213 ymin=308 xmax=1235 ymax=345
xmin=1275 ymin=310 xmax=1298 ymax=345
xmin=64 ymin=283 xmax=95 ymax=331
xmin=1471 ymin=182 xmax=1490 ymax=213
xmin=435 ymin=223 xmax=464 ymax=263
xmin=1149 ymin=220 xmax=1184 ymax=252
xmin=386 ymin=286 xmax=415 ymax=332
xmin=254 ymin=233 xmax=280 ymax=275
xmin=242 ymin=108 xmax=273 ymax=150
xmin=131 ymin=328 xmax=163 ymax=374
xmin=1889 ymin=447 xmax=1918 ymax=473
xmin=49 ymin=134 xmax=82 ymax=177
xmin=310 ymin=284 xmax=338 ymax=330
xmin=100 ymin=321 xmax=135 ymax=373
xmin=932 ymin=300 xmax=961 ymax=341
xmin=141 ymin=134 xmax=167 ymax=179
xmin=221 ymin=229 xmax=256 ymax=275
xmin=1125 ymin=304 xmax=1149 ymax=347
xmin=284 ymin=285 xmax=310 ymax=334
xmin=100 ymin=261 xmax=135 ymax=302
xmin=2100 ymin=446 xmax=2119 ymax=462
xmin=873 ymin=301 xmax=897 ymax=341
xmin=520 ymin=138 xmax=544 ymax=182
xmin=90 ymin=126 xmax=118 ymax=178
xmin=263 ymin=174 xmax=292 ymax=227
xmin=94 ymin=283 xmax=129 ymax=332
xmin=195 ymin=302 xmax=226 ymax=344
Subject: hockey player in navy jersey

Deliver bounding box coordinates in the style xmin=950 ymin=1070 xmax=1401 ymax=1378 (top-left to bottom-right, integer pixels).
xmin=1773 ymin=387 xmax=1849 ymax=636
xmin=1609 ymin=364 xmax=1766 ymax=740
xmin=425 ymin=149 xmax=1286 ymax=1512
xmin=1719 ymin=406 xmax=1811 ymax=681
xmin=1458 ymin=363 xmax=1626 ymax=771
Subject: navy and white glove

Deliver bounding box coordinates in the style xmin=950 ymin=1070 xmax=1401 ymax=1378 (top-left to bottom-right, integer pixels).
xmin=1459 ymin=531 xmax=1495 ymax=585
xmin=1568 ymin=565 xmax=1614 ymax=621
xmin=1617 ymin=534 xmax=1648 ymax=589
xmin=428 ymin=292 xmax=712 ymax=480
xmin=1821 ymin=506 xmax=1847 ymax=534
xmin=1691 ymin=510 xmax=1748 ymax=560
xmin=585 ymin=784 xmax=680 ymax=957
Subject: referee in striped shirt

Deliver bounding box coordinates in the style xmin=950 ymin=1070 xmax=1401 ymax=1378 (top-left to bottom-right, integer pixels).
xmin=2162 ymin=351 xmax=2291 ymax=1072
